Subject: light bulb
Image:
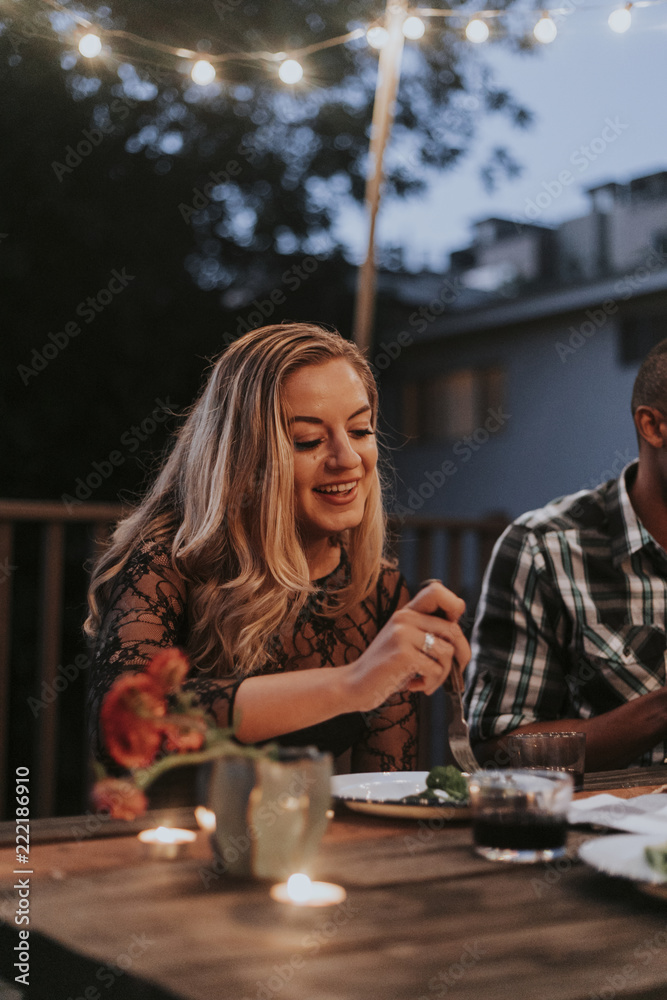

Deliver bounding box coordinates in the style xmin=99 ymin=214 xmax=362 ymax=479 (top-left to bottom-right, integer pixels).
xmin=533 ymin=15 xmax=557 ymax=43
xmin=465 ymin=18 xmax=489 ymax=43
xmin=191 ymin=59 xmax=216 ymax=85
xmin=78 ymin=33 xmax=102 ymax=58
xmin=403 ymin=16 xmax=425 ymax=39
xmin=278 ymin=59 xmax=303 ymax=84
xmin=608 ymin=5 xmax=632 ymax=32
xmin=366 ymin=25 xmax=389 ymax=49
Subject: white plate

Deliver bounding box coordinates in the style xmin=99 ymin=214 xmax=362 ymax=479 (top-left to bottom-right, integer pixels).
xmin=579 ymin=833 xmax=667 ymax=896
xmin=330 ymin=771 xmax=470 ymax=820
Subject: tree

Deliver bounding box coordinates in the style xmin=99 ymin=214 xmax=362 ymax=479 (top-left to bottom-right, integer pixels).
xmin=1 ymin=0 xmax=535 ymax=816
xmin=1 ymin=0 xmax=533 ymax=499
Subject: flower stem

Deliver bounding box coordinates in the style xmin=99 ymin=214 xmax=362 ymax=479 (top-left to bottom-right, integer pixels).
xmin=132 ymin=738 xmax=278 ymax=790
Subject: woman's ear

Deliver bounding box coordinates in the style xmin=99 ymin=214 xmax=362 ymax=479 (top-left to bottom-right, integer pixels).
xmin=634 ymin=405 xmax=667 ymax=449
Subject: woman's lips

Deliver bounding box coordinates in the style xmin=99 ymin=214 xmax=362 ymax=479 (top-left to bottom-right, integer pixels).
xmin=313 ymin=482 xmax=360 ymax=504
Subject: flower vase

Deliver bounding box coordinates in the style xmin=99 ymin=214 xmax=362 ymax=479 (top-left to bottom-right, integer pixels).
xmin=201 ymin=746 xmax=333 ymax=881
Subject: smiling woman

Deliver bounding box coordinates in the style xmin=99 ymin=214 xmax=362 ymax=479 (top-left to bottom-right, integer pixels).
xmin=286 ymin=358 xmax=379 ymax=578
xmin=85 ymin=323 xmax=470 ymax=777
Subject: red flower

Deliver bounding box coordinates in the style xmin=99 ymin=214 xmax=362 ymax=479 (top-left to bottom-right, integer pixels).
xmin=101 ymin=673 xmax=166 ymax=769
xmin=146 ymin=648 xmax=190 ymax=694
xmin=91 ymin=777 xmax=148 ymax=820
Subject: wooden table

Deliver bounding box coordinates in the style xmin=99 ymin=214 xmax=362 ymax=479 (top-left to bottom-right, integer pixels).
xmin=3 ymin=768 xmax=667 ymax=1000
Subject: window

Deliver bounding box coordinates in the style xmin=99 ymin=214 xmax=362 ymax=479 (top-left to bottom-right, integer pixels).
xmin=618 ymin=316 xmax=667 ymax=364
xmin=653 ymin=231 xmax=667 ymax=258
xmin=403 ymin=366 xmax=505 ymax=442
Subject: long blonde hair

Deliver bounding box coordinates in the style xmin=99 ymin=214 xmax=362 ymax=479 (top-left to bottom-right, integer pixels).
xmin=85 ymin=323 xmax=387 ymax=677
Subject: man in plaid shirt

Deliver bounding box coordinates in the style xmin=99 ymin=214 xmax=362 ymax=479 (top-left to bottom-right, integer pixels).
xmin=465 ymin=338 xmax=667 ymax=770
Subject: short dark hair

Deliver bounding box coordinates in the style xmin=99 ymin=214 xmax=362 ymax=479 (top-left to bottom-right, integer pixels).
xmin=631 ymin=338 xmax=667 ymax=415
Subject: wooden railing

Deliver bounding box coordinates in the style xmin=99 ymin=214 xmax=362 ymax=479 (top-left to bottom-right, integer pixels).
xmin=387 ymin=513 xmax=509 ymax=768
xmin=0 ymin=500 xmax=125 ymax=820
xmin=387 ymin=513 xmax=509 ymax=617
xmin=0 ymin=502 xmax=508 ymax=819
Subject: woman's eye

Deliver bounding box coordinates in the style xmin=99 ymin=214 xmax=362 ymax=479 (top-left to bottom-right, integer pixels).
xmin=350 ymin=429 xmax=375 ymax=439
xmin=294 ymin=439 xmax=322 ymax=451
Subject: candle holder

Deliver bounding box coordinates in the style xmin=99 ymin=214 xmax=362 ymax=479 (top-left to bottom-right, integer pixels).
xmin=270 ymin=873 xmax=347 ymax=907
xmin=137 ymin=826 xmax=197 ymax=860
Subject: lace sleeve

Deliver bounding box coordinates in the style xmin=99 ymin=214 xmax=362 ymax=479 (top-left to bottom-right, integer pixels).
xmin=351 ymin=572 xmax=419 ymax=771
xmin=87 ymin=541 xmax=240 ymax=758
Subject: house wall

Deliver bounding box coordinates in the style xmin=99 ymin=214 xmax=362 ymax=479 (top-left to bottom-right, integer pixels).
xmin=607 ymin=201 xmax=667 ymax=271
xmin=379 ymin=320 xmax=639 ymax=522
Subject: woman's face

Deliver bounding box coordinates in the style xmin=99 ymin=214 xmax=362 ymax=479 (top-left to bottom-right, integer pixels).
xmin=283 ymin=358 xmax=378 ymax=549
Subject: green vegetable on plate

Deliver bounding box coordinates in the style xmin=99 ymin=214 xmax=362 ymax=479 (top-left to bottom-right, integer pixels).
xmin=426 ymin=765 xmax=469 ymax=803
xmin=399 ymin=765 xmax=469 ymax=806
xmin=645 ymin=843 xmax=667 ymax=876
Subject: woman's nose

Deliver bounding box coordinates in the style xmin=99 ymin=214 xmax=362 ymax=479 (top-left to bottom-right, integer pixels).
xmin=325 ymin=434 xmax=360 ymax=469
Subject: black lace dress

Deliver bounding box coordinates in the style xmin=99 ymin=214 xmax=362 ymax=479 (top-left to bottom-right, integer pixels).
xmin=88 ymin=541 xmax=418 ymax=772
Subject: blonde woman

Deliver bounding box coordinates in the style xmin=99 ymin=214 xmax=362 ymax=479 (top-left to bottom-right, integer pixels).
xmin=86 ymin=323 xmax=469 ymax=772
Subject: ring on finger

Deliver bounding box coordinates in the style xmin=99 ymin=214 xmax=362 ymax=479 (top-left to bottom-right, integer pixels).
xmin=422 ymin=631 xmax=436 ymax=657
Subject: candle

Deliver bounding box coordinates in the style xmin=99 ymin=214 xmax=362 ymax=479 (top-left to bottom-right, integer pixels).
xmin=194 ymin=806 xmax=216 ymax=833
xmin=137 ymin=826 xmax=197 ymax=859
xmin=270 ymin=873 xmax=347 ymax=907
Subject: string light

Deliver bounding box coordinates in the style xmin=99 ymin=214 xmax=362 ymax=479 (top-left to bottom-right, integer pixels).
xmin=78 ymin=33 xmax=102 ymax=58
xmin=278 ymin=58 xmax=303 ymax=83
xmin=465 ymin=18 xmax=490 ymax=42
xmin=190 ymin=59 xmax=216 ymax=85
xmin=403 ymin=15 xmax=426 ymax=38
xmin=608 ymin=3 xmax=633 ymax=30
xmin=366 ymin=25 xmax=389 ymax=49
xmin=11 ymin=0 xmax=667 ymax=89
xmin=533 ymin=13 xmax=558 ymax=42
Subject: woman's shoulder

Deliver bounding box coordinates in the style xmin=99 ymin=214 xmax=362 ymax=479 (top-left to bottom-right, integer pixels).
xmin=378 ymin=559 xmax=408 ymax=593
xmin=369 ymin=560 xmax=409 ymax=627
xmin=106 ymin=532 xmax=185 ymax=601
xmin=123 ymin=534 xmax=175 ymax=573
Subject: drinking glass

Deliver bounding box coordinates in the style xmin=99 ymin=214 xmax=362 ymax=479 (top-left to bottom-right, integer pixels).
xmin=506 ymin=732 xmax=586 ymax=790
xmin=469 ymin=768 xmax=573 ymax=863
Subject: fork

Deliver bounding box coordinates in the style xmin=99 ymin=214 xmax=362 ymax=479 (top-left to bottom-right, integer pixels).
xmin=443 ymin=662 xmax=479 ymax=774
xmin=419 ymin=579 xmax=480 ymax=774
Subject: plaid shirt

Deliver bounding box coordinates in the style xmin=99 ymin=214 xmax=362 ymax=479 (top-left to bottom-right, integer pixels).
xmin=464 ymin=462 xmax=667 ymax=765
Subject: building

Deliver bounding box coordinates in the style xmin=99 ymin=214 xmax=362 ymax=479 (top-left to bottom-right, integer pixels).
xmin=375 ymin=170 xmax=667 ymax=526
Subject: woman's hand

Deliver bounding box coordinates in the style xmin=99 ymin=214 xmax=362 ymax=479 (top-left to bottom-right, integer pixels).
xmin=344 ymin=580 xmax=471 ymax=713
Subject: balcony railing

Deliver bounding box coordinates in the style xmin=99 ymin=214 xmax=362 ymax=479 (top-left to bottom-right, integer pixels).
xmin=0 ymin=501 xmax=508 ymax=818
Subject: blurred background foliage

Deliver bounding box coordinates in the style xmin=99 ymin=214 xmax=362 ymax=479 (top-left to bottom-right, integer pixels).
xmin=2 ymin=0 xmax=533 ymax=502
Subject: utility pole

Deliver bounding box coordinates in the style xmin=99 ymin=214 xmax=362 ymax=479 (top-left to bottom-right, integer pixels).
xmin=352 ymin=0 xmax=407 ymax=354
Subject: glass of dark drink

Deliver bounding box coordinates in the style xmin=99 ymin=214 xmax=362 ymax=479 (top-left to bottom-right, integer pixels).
xmin=469 ymin=769 xmax=573 ymax=863
xmin=506 ymin=732 xmax=586 ymax=791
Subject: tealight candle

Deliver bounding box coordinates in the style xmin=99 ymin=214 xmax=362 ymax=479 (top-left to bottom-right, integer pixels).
xmin=270 ymin=873 xmax=347 ymax=907
xmin=194 ymin=806 xmax=216 ymax=833
xmin=137 ymin=826 xmax=197 ymax=860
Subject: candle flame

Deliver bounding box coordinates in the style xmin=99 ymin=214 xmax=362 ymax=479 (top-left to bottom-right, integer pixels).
xmin=138 ymin=826 xmax=196 ymax=845
xmin=195 ymin=806 xmax=216 ymax=833
xmin=286 ymin=873 xmax=313 ymax=903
